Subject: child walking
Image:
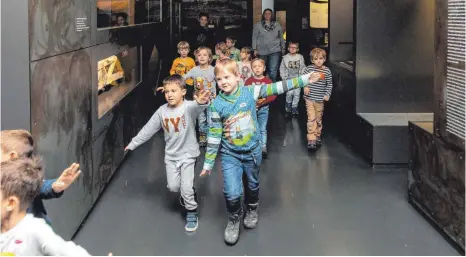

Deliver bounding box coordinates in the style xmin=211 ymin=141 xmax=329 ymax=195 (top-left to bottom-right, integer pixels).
xmin=302 ymin=48 xmax=333 ymax=150
xmin=244 ymin=58 xmax=277 ymax=156
xmin=126 ymin=75 xmax=211 ymax=232
xmin=183 ymin=47 xmax=217 ymax=146
xmin=279 ymin=41 xmax=306 ymax=115
xmin=200 ymin=59 xmax=320 ymax=245
xmin=236 ymin=47 xmax=253 ymax=85
xmin=170 ymin=41 xmax=196 ymax=99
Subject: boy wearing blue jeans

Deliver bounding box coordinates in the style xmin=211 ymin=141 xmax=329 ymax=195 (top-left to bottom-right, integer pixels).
xmin=200 ymin=59 xmax=320 ymax=245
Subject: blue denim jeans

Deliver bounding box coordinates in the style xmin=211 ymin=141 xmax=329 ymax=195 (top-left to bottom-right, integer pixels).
xmin=257 ymin=105 xmax=269 ymax=147
xmin=260 ymin=51 xmax=281 ymax=82
xmin=220 ymin=144 xmax=262 ymax=208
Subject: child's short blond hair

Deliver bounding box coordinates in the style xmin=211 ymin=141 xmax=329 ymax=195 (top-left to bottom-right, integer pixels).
xmin=214 ymin=58 xmax=239 ymax=77
xmin=177 ymin=41 xmax=190 ymax=50
xmin=1 ymin=156 xmax=43 ymax=210
xmin=215 ymin=42 xmax=230 ymax=57
xmin=163 ymin=75 xmax=186 ymax=90
xmin=1 ymin=130 xmax=34 ymax=159
xmin=226 ymin=36 xmax=237 ymax=44
xmin=288 ymin=41 xmax=299 ymax=48
xmin=251 ymin=58 xmax=265 ymax=66
xmin=195 ymin=46 xmax=213 ymax=64
xmin=310 ymin=48 xmax=327 ymax=59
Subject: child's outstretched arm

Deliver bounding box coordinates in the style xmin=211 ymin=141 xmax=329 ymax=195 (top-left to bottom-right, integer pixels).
xmin=200 ymin=105 xmax=222 ymax=176
xmin=279 ymin=58 xmax=288 ymax=80
xmin=250 ymin=72 xmax=320 ymax=100
xmin=125 ymin=110 xmax=162 ymax=151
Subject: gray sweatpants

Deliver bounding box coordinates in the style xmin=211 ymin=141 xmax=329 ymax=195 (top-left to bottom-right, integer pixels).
xmin=165 ymin=157 xmax=198 ymax=211
xmin=286 ymin=88 xmax=301 ymax=109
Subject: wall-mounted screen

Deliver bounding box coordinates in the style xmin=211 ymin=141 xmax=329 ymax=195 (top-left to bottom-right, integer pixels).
xmin=97 ymin=0 xmax=162 ymax=30
xmin=98 ymin=47 xmax=140 ymax=118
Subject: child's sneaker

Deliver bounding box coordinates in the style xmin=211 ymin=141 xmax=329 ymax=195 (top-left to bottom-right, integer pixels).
xmin=199 ymin=134 xmax=207 ymax=147
xmin=292 ymin=108 xmax=299 ymax=116
xmin=285 ymin=103 xmax=292 ymax=113
xmin=185 ymin=211 xmax=198 ymax=232
xmin=307 ymin=140 xmax=317 ymax=150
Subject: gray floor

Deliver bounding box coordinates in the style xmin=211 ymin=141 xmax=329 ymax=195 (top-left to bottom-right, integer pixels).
xmin=74 ymin=101 xmax=459 ymax=256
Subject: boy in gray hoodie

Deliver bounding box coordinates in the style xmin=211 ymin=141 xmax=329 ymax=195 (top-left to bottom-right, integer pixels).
xmin=279 ymin=42 xmax=306 ymax=115
xmin=125 ymin=75 xmax=211 ymax=232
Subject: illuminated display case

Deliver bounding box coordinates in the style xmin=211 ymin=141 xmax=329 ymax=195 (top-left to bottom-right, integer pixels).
xmin=97 ymin=0 xmax=162 ymax=30
xmin=97 ymin=46 xmax=141 ymax=118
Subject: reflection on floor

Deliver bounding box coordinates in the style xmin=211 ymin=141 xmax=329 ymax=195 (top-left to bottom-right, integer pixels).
xmin=74 ymin=97 xmax=459 ymax=256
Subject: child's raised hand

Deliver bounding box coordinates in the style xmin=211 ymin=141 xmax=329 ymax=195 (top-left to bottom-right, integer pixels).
xmin=194 ymin=90 xmax=211 ymax=105
xmin=308 ymin=72 xmax=321 ymax=84
xmin=200 ymin=169 xmax=212 ymax=177
xmin=156 ymin=86 xmax=165 ymax=92
xmin=52 ymin=163 xmax=81 ymax=193
xmin=304 ymin=87 xmax=310 ymax=95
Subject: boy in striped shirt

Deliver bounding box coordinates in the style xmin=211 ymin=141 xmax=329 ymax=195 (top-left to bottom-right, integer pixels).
xmin=200 ymin=59 xmax=320 ymax=245
xmin=302 ymin=48 xmax=333 ymax=150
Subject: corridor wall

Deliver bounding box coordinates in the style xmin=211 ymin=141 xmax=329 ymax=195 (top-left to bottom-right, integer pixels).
xmin=2 ymin=0 xmax=169 ymax=239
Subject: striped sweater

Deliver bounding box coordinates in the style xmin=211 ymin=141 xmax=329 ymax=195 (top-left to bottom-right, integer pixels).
xmin=203 ymin=74 xmax=311 ymax=171
xmin=302 ymin=65 xmax=333 ymax=101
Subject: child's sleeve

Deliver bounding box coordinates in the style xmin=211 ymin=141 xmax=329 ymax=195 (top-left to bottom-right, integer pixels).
xmin=299 ymin=55 xmax=306 ymax=75
xmin=203 ymin=104 xmax=222 ymax=171
xmin=169 ymin=59 xmax=178 ymax=75
xmin=249 ymin=73 xmax=312 ymax=101
xmin=279 ymin=58 xmax=288 ymax=80
xmin=35 ymin=219 xmax=91 ymax=256
xmin=127 ymin=109 xmax=162 ymax=150
xmin=39 ymin=179 xmax=64 ymax=199
xmin=187 ymin=100 xmax=209 ymax=119
xmin=325 ymin=68 xmax=333 ymax=98
xmin=188 ymin=58 xmax=196 ymax=70
xmin=183 ymin=68 xmax=193 ymax=80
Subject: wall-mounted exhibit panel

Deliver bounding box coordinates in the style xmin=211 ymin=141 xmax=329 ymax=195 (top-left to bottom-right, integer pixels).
xmin=433 ymin=0 xmax=465 ymax=150
xmin=29 ymin=0 xmax=92 ymax=61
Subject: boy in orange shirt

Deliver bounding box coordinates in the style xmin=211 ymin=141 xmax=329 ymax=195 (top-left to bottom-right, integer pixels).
xmin=170 ymin=41 xmax=196 ymax=99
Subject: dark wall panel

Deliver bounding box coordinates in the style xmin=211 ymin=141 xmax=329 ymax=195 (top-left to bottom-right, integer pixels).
xmin=30 ymin=49 xmax=94 ymax=238
xmin=355 ymin=0 xmax=435 ymax=113
xmin=329 ymin=0 xmax=353 ymax=62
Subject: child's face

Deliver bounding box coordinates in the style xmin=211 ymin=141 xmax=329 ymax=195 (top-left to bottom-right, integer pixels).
xmin=216 ymin=68 xmax=240 ymax=95
xmin=312 ymin=55 xmax=326 ymax=68
xmin=164 ymin=83 xmax=186 ymax=107
xmin=226 ymin=39 xmax=234 ymax=49
xmin=199 ymin=16 xmax=208 ymax=27
xmin=197 ymin=50 xmax=210 ymax=65
xmin=288 ymin=44 xmax=298 ymax=54
xmin=240 ymin=52 xmax=249 ymax=61
xmin=179 ymin=48 xmax=189 ymax=58
xmin=251 ymin=61 xmax=265 ymax=77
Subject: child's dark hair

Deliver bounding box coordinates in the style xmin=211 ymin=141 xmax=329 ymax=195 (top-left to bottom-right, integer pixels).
xmin=1 ymin=156 xmax=44 ymax=210
xmin=163 ymin=75 xmax=186 ymax=90
xmin=199 ymin=12 xmax=209 ymax=20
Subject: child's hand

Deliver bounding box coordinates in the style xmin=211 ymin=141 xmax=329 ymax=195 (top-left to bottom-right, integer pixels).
xmin=52 ymin=163 xmax=81 ymax=193
xmin=323 ymin=95 xmax=329 ymax=101
xmin=108 ymin=252 xmax=113 ymax=256
xmin=308 ymin=72 xmax=321 ymax=84
xmin=156 ymin=86 xmax=164 ymax=92
xmin=200 ymin=169 xmax=211 ymax=177
xmin=194 ymin=90 xmax=211 ymax=105
xmin=124 ymin=146 xmax=130 ymax=152
xmin=304 ymin=87 xmax=310 ymax=95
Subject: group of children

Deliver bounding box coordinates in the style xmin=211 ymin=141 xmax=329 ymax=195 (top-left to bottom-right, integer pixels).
xmin=127 ymin=36 xmax=332 ymax=246
xmin=0 ymin=37 xmax=333 ymax=256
